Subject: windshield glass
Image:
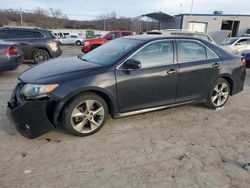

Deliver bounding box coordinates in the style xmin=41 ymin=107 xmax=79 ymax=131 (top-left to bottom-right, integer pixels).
xmin=81 ymin=38 xmax=143 ymax=65
xmin=101 ymin=32 xmax=110 ymax=38
xmin=221 ymin=38 xmax=238 ymax=45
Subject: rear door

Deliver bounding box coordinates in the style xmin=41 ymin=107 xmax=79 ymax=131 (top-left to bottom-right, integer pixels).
xmin=116 ymin=40 xmax=179 ymax=113
xmin=176 ymin=39 xmax=221 ymax=102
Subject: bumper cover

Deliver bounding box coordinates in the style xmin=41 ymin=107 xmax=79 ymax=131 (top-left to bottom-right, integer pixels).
xmin=6 ymin=84 xmax=55 ymax=138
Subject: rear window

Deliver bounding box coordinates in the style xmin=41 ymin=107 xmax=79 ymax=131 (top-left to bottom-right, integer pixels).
xmin=34 ymin=31 xmax=44 ymax=38
xmin=0 ymin=30 xmax=10 ymax=39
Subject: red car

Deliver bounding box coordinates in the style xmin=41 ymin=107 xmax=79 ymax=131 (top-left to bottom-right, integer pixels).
xmin=82 ymin=30 xmax=134 ymax=53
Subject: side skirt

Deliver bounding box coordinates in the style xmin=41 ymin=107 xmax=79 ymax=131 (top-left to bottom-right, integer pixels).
xmin=114 ymin=100 xmax=196 ymax=118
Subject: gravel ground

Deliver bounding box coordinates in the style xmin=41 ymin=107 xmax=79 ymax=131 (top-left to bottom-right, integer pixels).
xmin=0 ymin=45 xmax=250 ymax=188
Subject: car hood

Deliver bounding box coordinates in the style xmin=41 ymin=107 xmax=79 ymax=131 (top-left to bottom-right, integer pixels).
xmin=19 ymin=56 xmax=102 ymax=84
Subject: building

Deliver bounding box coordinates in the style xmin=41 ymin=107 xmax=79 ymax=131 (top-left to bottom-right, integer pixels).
xmin=142 ymin=12 xmax=250 ymax=37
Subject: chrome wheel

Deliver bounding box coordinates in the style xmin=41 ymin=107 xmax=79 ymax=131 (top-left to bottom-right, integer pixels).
xmin=211 ymin=82 xmax=229 ymax=107
xmin=70 ymin=100 xmax=105 ymax=133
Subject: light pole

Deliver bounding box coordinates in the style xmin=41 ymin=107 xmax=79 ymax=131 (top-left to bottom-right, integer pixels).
xmin=20 ymin=7 xmax=23 ymax=26
xmin=104 ymin=18 xmax=106 ymax=31
xmin=190 ymin=0 xmax=194 ymax=15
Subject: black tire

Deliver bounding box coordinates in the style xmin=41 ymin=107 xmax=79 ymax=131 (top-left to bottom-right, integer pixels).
xmin=62 ymin=92 xmax=108 ymax=136
xmin=206 ymin=78 xmax=230 ymax=109
xmin=76 ymin=40 xmax=82 ymax=45
xmin=32 ymin=49 xmax=50 ymax=63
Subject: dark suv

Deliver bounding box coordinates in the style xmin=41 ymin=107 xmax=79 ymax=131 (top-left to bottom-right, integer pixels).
xmin=0 ymin=27 xmax=62 ymax=63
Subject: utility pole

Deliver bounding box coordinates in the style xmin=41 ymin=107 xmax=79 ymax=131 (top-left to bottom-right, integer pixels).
xmin=104 ymin=18 xmax=106 ymax=31
xmin=180 ymin=2 xmax=183 ymax=14
xmin=190 ymin=0 xmax=194 ymax=14
xmin=20 ymin=7 xmax=23 ymax=26
xmin=190 ymin=0 xmax=194 ymax=31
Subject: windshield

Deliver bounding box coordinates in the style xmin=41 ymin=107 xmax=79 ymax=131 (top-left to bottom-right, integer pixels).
xmin=81 ymin=38 xmax=143 ymax=65
xmin=101 ymin=32 xmax=110 ymax=38
xmin=221 ymin=38 xmax=238 ymax=45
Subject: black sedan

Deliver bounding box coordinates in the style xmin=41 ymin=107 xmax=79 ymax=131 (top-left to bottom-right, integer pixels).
xmin=0 ymin=41 xmax=23 ymax=72
xmin=7 ymin=36 xmax=246 ymax=138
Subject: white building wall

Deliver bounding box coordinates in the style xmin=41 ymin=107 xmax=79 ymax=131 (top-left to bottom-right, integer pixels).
xmin=182 ymin=15 xmax=250 ymax=35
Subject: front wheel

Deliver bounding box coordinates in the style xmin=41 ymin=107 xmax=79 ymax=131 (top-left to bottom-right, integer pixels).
xmin=62 ymin=93 xmax=108 ymax=136
xmin=206 ymin=78 xmax=230 ymax=109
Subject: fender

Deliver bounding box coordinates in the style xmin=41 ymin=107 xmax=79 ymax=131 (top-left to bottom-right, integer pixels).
xmin=52 ymin=86 xmax=117 ymax=126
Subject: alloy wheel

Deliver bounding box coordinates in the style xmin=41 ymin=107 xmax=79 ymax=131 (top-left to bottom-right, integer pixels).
xmin=211 ymin=82 xmax=229 ymax=107
xmin=70 ymin=100 xmax=105 ymax=133
xmin=34 ymin=51 xmax=49 ymax=63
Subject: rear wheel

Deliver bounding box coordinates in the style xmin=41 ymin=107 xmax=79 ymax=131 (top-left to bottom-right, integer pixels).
xmin=32 ymin=49 xmax=50 ymax=63
xmin=206 ymin=78 xmax=230 ymax=109
xmin=62 ymin=93 xmax=108 ymax=136
xmin=76 ymin=40 xmax=82 ymax=45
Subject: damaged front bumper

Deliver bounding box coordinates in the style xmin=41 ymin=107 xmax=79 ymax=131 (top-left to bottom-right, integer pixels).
xmin=6 ymin=83 xmax=57 ymax=139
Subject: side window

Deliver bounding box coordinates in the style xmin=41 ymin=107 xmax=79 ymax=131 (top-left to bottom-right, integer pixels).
xmin=111 ymin=32 xmax=119 ymax=39
xmin=71 ymin=35 xmax=78 ymax=38
xmin=122 ymin=32 xmax=132 ymax=36
xmin=206 ymin=47 xmax=218 ymax=59
xmin=33 ymin=31 xmax=44 ymax=38
xmin=14 ymin=30 xmax=34 ymax=39
xmin=178 ymin=41 xmax=206 ymax=62
xmin=236 ymin=39 xmax=247 ymax=45
xmin=131 ymin=41 xmax=174 ymax=68
xmin=0 ymin=30 xmax=9 ymax=39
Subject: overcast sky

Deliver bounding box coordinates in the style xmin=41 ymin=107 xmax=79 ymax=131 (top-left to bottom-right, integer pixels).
xmin=1 ymin=0 xmax=250 ymax=20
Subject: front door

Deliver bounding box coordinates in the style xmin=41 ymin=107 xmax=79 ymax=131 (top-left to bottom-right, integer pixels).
xmin=116 ymin=40 xmax=179 ymax=113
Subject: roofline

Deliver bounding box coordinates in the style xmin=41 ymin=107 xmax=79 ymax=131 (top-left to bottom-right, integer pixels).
xmin=175 ymin=13 xmax=250 ymax=17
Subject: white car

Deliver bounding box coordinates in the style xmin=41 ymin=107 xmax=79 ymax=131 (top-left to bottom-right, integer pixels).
xmin=60 ymin=34 xmax=86 ymax=45
xmin=221 ymin=37 xmax=250 ymax=55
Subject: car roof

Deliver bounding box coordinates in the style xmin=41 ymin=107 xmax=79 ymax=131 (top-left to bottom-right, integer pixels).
xmin=0 ymin=27 xmax=48 ymax=32
xmin=122 ymin=35 xmax=208 ymax=42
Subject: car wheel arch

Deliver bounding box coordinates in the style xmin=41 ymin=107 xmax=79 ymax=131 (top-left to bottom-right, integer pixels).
xmin=219 ymin=75 xmax=234 ymax=95
xmin=32 ymin=47 xmax=52 ymax=58
xmin=53 ymin=88 xmax=116 ymax=126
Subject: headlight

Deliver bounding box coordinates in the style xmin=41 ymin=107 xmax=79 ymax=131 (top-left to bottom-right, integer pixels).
xmin=20 ymin=84 xmax=59 ymax=99
xmin=84 ymin=41 xmax=90 ymax=46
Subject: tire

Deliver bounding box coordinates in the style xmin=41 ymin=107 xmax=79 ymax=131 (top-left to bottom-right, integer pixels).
xmin=206 ymin=78 xmax=230 ymax=109
xmin=32 ymin=49 xmax=50 ymax=63
xmin=62 ymin=92 xmax=108 ymax=136
xmin=76 ymin=40 xmax=82 ymax=45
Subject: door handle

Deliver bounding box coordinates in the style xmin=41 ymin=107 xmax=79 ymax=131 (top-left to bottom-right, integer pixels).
xmin=212 ymin=63 xmax=220 ymax=68
xmin=167 ymin=69 xmax=178 ymax=75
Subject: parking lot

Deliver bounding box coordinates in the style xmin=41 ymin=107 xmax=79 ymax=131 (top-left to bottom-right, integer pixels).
xmin=1 ymin=45 xmax=250 ymax=188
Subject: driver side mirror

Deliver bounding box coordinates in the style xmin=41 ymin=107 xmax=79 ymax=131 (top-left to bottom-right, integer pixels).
xmin=122 ymin=59 xmax=141 ymax=70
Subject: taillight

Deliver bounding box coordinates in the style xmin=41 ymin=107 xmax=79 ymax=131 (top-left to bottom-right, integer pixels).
xmin=242 ymin=58 xmax=247 ymax=66
xmin=0 ymin=48 xmax=17 ymax=55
